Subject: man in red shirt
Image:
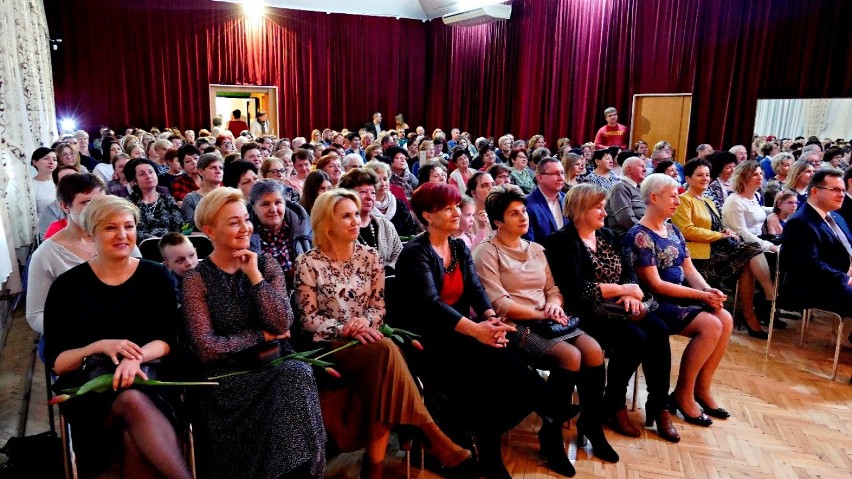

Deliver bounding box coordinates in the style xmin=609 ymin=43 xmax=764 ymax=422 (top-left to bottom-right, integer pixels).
xmin=227 ymin=109 xmax=249 ymax=137
xmin=594 ymin=107 xmax=628 ymax=150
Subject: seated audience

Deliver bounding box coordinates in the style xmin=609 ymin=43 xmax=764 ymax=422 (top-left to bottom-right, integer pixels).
xmin=180 ymin=153 xmax=223 ymax=230
xmin=44 ymin=195 xmax=191 ymax=479
xmin=508 ymin=150 xmax=535 ymax=194
xmin=223 ymin=159 xmax=258 ymax=198
xmin=158 ymin=148 xmax=182 ymax=190
xmin=182 ymin=188 xmax=326 ymax=479
xmin=838 ymin=167 xmax=852 ymax=228
xmin=395 ymin=182 xmax=575 ymax=479
xmin=300 ymin=170 xmax=332 ymax=214
xmin=705 ymin=152 xmax=737 ymax=212
xmin=285 ymin=149 xmax=312 ymax=194
xmin=363 ymin=160 xmax=422 ymax=237
xmin=387 ymin=146 xmax=418 ymax=198
xmin=27 ymin=173 xmax=105 ymax=334
xmin=581 ymin=149 xmax=619 ymax=190
xmin=783 ymin=158 xmax=816 ymax=206
xmin=474 ymin=185 xmax=619 ymax=458
xmin=316 ymin=154 xmax=343 ymax=187
xmin=106 ymin=154 xmax=133 ymax=197
xmin=448 ymin=149 xmax=474 ymax=194
xmin=31 ymin=147 xmax=58 ymax=218
xmin=453 ymin=196 xmax=478 ymax=248
xmin=544 ymin=184 xmax=678 ymax=443
xmin=781 ymin=169 xmax=852 ymax=320
xmin=248 ymin=180 xmax=311 ymax=285
xmin=56 ymin=142 xmax=88 ymax=173
xmin=158 ymin=232 xmax=199 ymax=300
xmin=418 ymin=162 xmax=448 ymax=185
xmin=561 ymin=152 xmax=585 ymax=192
xmin=39 ymin=166 xmax=77 ymax=239
xmin=765 ymin=191 xmax=798 ymax=235
xmin=293 ymin=189 xmax=471 ymax=479
xmin=625 ymin=174 xmax=733 ymax=428
xmin=339 ymin=169 xmax=402 ymax=271
xmin=467 ymin=171 xmax=496 ymax=245
xmin=488 ymin=163 xmax=511 ymax=187
xmin=125 ymin=158 xmax=184 ymax=241
xmin=763 ymin=152 xmax=794 ymax=207
xmin=524 ymin=157 xmax=566 ymax=243
xmin=605 ymin=156 xmax=647 ymax=236
xmin=169 ymin=144 xmax=202 ymax=203
xmin=672 ymin=160 xmax=768 ymax=336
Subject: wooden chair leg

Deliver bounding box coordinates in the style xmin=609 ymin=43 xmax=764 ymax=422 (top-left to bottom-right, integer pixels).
xmin=832 ymin=314 xmax=844 ymax=381
xmin=631 ymin=368 xmax=639 ymax=411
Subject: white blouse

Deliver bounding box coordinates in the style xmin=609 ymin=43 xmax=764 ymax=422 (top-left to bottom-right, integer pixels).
xmin=721 ymin=193 xmax=773 ymax=251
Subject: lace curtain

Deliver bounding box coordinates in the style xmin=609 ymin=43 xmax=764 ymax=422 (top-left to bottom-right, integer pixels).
xmin=0 ymin=0 xmax=57 ymax=288
xmin=754 ymin=98 xmax=852 ymax=140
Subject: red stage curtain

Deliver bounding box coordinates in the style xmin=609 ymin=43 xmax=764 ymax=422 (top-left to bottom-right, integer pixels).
xmin=48 ymin=0 xmax=850 ymax=149
xmin=46 ymin=0 xmax=426 ymax=136
xmin=425 ymin=0 xmax=851 ymax=151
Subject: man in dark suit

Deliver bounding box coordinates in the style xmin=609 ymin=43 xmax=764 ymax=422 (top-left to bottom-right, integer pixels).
xmin=781 ymin=169 xmax=852 ymax=322
xmin=364 ymin=112 xmax=383 ymax=139
xmin=836 ymin=167 xmax=852 ymax=229
xmin=523 ymin=157 xmax=565 ymax=243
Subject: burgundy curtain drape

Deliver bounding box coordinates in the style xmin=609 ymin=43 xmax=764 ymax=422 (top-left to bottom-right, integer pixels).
xmin=425 ymin=0 xmax=851 ymax=151
xmin=47 ymin=0 xmax=426 ymax=136
xmin=48 ymin=0 xmax=850 ymax=149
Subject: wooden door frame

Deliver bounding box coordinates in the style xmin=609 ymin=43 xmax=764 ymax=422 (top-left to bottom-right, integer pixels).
xmin=630 ymin=93 xmax=692 ymax=156
xmin=209 ymin=84 xmax=279 ymax=134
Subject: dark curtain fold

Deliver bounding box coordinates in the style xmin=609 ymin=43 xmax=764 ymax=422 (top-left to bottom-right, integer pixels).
xmin=48 ymin=0 xmax=850 ymax=149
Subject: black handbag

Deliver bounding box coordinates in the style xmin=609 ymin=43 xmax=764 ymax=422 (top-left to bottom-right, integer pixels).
xmin=593 ymin=294 xmax=658 ymax=321
xmin=526 ymin=316 xmax=581 ymax=338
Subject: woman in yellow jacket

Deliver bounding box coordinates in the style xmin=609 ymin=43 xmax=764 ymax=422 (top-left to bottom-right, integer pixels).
xmin=672 ymin=160 xmax=772 ymax=338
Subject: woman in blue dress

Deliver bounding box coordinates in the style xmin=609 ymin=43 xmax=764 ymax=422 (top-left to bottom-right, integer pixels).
xmin=624 ymin=174 xmax=733 ymax=428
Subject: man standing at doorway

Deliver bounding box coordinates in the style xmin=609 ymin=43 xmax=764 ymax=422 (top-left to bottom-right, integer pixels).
xmin=228 ymin=110 xmax=249 ymax=137
xmin=594 ymin=107 xmax=628 ymax=150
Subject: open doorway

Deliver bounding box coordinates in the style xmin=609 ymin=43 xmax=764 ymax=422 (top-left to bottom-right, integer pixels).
xmin=208 ymin=84 xmax=279 ymax=136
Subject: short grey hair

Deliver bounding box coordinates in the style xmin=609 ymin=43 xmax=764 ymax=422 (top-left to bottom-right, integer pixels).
xmin=696 ymin=143 xmax=712 ymax=153
xmin=770 ymin=152 xmax=795 ymax=172
xmin=604 ymin=107 xmax=617 ymax=116
xmin=248 ymin=179 xmax=288 ymax=205
xmin=342 ymin=153 xmax=363 ymax=169
xmin=363 ymin=159 xmax=390 ymax=175
xmin=728 ymin=144 xmax=746 ymax=155
xmin=640 ymin=173 xmax=679 ymax=202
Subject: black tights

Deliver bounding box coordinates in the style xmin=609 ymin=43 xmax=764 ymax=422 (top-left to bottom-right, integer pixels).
xmin=583 ymin=313 xmax=671 ymax=414
xmin=106 ymin=390 xmax=192 ymax=479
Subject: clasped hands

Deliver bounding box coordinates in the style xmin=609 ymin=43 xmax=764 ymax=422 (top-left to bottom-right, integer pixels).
xmin=697 ymin=287 xmax=726 ymax=309
xmin=342 ymin=317 xmax=383 ymax=344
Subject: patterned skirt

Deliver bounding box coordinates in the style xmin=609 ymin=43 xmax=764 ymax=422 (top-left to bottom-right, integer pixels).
xmin=508 ymin=323 xmax=584 ymax=358
xmin=696 ymin=239 xmax=764 ymax=286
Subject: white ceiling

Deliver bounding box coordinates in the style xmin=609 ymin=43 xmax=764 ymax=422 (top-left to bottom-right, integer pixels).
xmin=215 ymin=0 xmax=509 ymax=21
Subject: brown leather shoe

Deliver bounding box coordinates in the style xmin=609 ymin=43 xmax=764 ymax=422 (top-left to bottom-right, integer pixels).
xmin=609 ymin=407 xmax=641 ymax=437
xmin=652 ymin=410 xmax=680 ymax=443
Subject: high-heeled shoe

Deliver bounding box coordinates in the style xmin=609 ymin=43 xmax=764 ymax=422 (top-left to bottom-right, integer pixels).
xmin=695 ymin=397 xmax=730 ymax=419
xmin=742 ymin=322 xmax=769 ymax=339
xmin=420 ymin=422 xmax=473 ymax=467
xmin=609 ymin=407 xmax=641 ymax=438
xmin=538 ymin=420 xmax=576 ymax=477
xmin=667 ymin=393 xmax=713 ymax=427
xmin=644 ymin=409 xmax=680 ymax=443
xmin=575 ymin=416 xmax=619 ymax=463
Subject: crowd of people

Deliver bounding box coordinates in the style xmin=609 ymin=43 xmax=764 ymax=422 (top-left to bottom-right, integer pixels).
xmin=25 ymin=107 xmax=852 ymax=479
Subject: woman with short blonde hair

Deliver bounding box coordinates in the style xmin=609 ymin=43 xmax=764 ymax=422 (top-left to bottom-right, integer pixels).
xmin=183 ymin=186 xmax=327 ymax=478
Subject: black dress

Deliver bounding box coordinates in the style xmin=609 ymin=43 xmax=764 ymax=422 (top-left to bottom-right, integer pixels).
xmin=43 ymin=260 xmax=181 ymax=477
xmin=182 ymin=255 xmax=326 ymax=479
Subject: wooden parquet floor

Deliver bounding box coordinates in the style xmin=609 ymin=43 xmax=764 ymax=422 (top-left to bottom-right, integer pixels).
xmin=328 ymin=314 xmax=852 ymax=478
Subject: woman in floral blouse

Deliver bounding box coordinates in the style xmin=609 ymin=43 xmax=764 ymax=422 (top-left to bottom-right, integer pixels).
xmin=293 ymin=189 xmax=471 ymax=479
